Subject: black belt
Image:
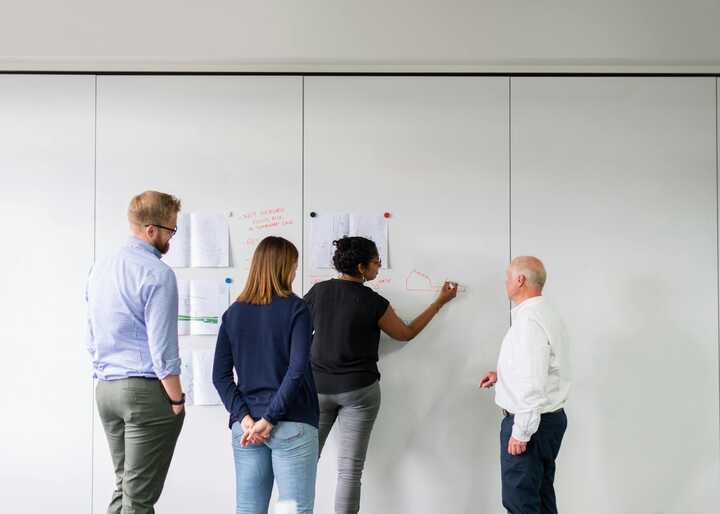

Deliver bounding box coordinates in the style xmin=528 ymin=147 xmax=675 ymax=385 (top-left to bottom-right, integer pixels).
xmin=503 ymin=408 xmax=564 ymax=417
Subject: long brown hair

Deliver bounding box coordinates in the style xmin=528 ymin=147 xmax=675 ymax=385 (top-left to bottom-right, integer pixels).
xmin=237 ymin=236 xmax=298 ymax=305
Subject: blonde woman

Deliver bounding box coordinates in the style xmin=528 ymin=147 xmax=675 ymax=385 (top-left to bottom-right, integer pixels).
xmin=213 ymin=236 xmax=319 ymax=514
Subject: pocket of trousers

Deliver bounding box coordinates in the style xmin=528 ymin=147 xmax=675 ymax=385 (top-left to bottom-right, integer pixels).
xmin=128 ymin=381 xmax=175 ymax=420
xmin=271 ymin=422 xmax=304 ymax=443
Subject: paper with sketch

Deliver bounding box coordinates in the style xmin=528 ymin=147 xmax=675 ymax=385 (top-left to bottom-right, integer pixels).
xmin=310 ymin=212 xmax=389 ymax=269
xmin=162 ymin=211 xmax=229 ymax=268
xmin=177 ymin=279 xmax=229 ymax=336
xmin=191 ymin=212 xmax=229 ymax=267
xmin=177 ymin=279 xmax=191 ymax=336
xmin=179 ymin=348 xmax=194 ymax=406
xmin=189 ymin=280 xmax=229 ymax=335
xmin=310 ymin=213 xmax=350 ymax=269
xmin=163 ymin=212 xmax=191 ymax=267
xmin=349 ymin=214 xmax=389 ymax=268
xmin=192 ymin=349 xmax=222 ymax=405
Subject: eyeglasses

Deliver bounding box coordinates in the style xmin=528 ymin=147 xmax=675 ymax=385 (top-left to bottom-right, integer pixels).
xmin=145 ymin=224 xmax=178 ymax=238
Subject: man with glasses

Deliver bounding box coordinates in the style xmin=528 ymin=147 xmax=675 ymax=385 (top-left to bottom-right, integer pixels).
xmin=86 ymin=190 xmax=186 ymax=514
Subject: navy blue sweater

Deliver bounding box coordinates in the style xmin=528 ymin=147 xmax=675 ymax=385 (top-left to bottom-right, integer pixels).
xmin=212 ymin=294 xmax=319 ymax=428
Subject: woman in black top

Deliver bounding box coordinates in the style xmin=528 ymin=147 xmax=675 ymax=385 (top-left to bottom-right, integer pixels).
xmin=304 ymin=236 xmax=457 ymax=514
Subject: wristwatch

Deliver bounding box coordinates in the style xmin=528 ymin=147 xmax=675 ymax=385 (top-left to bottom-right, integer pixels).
xmin=169 ymin=393 xmax=186 ymax=406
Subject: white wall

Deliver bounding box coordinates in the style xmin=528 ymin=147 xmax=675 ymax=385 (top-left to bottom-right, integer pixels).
xmin=92 ymin=75 xmax=303 ymax=513
xmin=511 ymin=77 xmax=720 ymax=513
xmin=0 ymin=74 xmax=718 ymax=514
xmin=1 ymin=1 xmax=720 ymax=69
xmin=0 ymin=75 xmax=94 ymax=513
xmin=304 ymin=76 xmax=510 ymax=514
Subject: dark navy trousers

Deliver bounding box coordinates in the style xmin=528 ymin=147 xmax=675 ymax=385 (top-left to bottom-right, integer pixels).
xmin=500 ymin=409 xmax=567 ymax=514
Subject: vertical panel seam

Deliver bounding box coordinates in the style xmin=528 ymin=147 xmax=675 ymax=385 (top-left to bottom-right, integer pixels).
xmin=508 ymin=76 xmax=513 ymax=325
xmin=301 ymin=76 xmax=305 ymax=294
xmin=89 ymin=74 xmax=97 ymax=514
xmin=715 ymin=76 xmax=719 ymax=464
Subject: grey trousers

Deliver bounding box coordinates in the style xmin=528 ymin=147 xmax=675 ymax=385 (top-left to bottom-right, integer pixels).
xmin=318 ymin=381 xmax=381 ymax=514
xmin=96 ymin=378 xmax=184 ymax=514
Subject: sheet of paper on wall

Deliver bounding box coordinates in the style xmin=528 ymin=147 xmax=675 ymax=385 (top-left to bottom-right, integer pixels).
xmin=162 ymin=211 xmax=229 ymax=268
xmin=191 ymin=212 xmax=230 ymax=267
xmin=177 ymin=279 xmax=229 ymax=336
xmin=192 ymin=349 xmax=222 ymax=406
xmin=310 ymin=213 xmax=351 ymax=269
xmin=190 ymin=280 xmax=229 ymax=335
xmin=349 ymin=214 xmax=390 ymax=269
xmin=177 ymin=279 xmax=191 ymax=336
xmin=179 ymin=348 xmax=194 ymax=406
xmin=163 ymin=212 xmax=191 ymax=267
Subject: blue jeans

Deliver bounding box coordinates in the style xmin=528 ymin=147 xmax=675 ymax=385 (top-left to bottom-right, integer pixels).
xmin=231 ymin=420 xmax=319 ymax=514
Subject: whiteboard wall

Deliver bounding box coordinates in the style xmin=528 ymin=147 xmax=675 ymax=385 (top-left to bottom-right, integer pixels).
xmin=304 ymin=76 xmax=510 ymax=514
xmin=93 ymin=75 xmax=303 ymax=513
xmin=511 ymin=77 xmax=720 ymax=513
xmin=0 ymin=74 xmax=718 ymax=514
xmin=0 ymin=75 xmax=94 ymax=513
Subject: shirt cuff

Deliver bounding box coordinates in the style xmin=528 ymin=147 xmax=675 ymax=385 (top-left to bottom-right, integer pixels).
xmin=511 ymin=424 xmax=532 ymax=443
xmin=153 ymin=357 xmax=181 ymax=379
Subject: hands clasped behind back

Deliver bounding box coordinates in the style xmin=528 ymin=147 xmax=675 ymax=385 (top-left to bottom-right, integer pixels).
xmin=239 ymin=415 xmax=274 ymax=447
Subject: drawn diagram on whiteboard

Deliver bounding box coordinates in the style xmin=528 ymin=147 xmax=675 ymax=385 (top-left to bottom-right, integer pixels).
xmin=405 ymin=270 xmax=466 ymax=293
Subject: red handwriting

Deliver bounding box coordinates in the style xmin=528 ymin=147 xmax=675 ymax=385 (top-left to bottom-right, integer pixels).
xmin=239 ymin=208 xmax=295 ymax=242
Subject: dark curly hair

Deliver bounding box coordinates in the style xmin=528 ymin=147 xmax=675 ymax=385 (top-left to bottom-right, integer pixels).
xmin=332 ymin=236 xmax=379 ymax=277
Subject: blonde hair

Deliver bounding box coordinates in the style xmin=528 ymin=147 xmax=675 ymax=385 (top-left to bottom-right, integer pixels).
xmin=238 ymin=237 xmax=298 ymax=305
xmin=128 ymin=191 xmax=182 ymax=226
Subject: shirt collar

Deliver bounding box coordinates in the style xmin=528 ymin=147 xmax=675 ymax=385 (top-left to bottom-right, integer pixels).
xmin=511 ymin=295 xmax=544 ymax=321
xmin=126 ymin=237 xmax=162 ymax=259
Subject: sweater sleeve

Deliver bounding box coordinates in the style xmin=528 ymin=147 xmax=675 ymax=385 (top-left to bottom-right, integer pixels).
xmin=263 ymin=302 xmax=313 ymax=424
xmin=212 ymin=313 xmax=250 ymax=421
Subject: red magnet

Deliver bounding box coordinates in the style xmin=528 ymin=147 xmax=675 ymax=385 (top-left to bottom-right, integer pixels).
xmin=383 ymin=212 xmax=391 ymax=219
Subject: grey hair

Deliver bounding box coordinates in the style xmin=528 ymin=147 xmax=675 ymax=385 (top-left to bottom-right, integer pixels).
xmin=511 ymin=256 xmax=547 ymax=289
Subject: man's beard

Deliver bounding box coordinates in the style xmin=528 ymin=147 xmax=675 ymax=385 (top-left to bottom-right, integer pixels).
xmin=155 ymin=239 xmax=170 ymax=255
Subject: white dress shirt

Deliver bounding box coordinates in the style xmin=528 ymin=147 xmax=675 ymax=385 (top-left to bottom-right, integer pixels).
xmin=495 ymin=296 xmax=571 ymax=442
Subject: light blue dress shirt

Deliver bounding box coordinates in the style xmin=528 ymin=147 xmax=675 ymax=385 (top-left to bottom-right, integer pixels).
xmin=86 ymin=237 xmax=181 ymax=380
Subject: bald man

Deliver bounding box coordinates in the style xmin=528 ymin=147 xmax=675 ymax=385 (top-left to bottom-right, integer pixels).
xmin=480 ymin=257 xmax=571 ymax=514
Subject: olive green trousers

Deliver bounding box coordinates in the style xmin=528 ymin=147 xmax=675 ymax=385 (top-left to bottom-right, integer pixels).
xmin=96 ymin=377 xmax=184 ymax=514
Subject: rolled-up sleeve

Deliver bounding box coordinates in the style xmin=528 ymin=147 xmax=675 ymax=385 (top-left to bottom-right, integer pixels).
xmin=144 ymin=269 xmax=181 ymax=379
xmin=511 ymin=318 xmax=551 ymax=442
xmin=84 ymin=277 xmax=96 ymax=357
